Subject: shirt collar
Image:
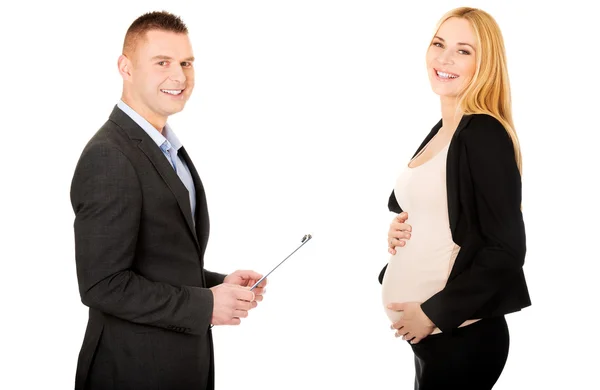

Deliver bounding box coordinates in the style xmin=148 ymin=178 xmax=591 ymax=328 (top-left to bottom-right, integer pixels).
xmin=163 ymin=123 xmax=183 ymax=151
xmin=117 ymin=100 xmax=183 ymax=152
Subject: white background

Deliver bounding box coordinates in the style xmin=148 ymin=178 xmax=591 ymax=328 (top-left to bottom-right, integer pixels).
xmin=1 ymin=1 xmax=598 ymax=389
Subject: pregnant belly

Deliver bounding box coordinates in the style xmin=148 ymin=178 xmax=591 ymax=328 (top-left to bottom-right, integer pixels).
xmin=381 ymin=233 xmax=458 ymax=324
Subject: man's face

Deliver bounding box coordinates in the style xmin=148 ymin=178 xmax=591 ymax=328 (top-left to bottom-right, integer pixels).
xmin=122 ymin=30 xmax=195 ymax=124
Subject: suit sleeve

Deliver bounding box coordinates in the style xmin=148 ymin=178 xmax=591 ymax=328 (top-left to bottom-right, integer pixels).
xmin=420 ymin=116 xmax=526 ymax=332
xmin=204 ymin=270 xmax=226 ymax=288
xmin=71 ymin=143 xmax=213 ymax=335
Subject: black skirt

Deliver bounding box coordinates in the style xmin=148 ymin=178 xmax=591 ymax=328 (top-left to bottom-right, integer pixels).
xmin=409 ymin=316 xmax=510 ymax=390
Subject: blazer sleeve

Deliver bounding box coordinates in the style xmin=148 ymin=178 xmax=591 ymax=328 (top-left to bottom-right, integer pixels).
xmin=204 ymin=270 xmax=226 ymax=288
xmin=71 ymin=143 xmax=214 ymax=335
xmin=388 ymin=190 xmax=403 ymax=213
xmin=420 ymin=115 xmax=526 ymax=332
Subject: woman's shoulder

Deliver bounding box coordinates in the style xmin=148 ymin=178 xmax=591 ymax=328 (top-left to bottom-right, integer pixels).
xmin=458 ymin=113 xmax=512 ymax=148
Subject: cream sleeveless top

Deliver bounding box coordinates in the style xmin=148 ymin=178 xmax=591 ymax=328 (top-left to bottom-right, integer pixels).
xmin=381 ymin=141 xmax=478 ymax=334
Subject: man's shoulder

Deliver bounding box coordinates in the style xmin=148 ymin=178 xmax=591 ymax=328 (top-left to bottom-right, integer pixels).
xmin=81 ymin=115 xmax=132 ymax=154
xmin=71 ymin=123 xmax=136 ymax=179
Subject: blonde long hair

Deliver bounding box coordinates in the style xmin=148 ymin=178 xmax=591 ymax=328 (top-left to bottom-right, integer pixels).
xmin=433 ymin=7 xmax=522 ymax=175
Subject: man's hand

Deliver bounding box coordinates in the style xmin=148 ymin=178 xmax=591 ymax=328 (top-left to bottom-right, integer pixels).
xmin=224 ymin=270 xmax=267 ymax=302
xmin=388 ymin=302 xmax=435 ymax=344
xmin=388 ymin=212 xmax=412 ymax=255
xmin=210 ymin=284 xmax=256 ymax=326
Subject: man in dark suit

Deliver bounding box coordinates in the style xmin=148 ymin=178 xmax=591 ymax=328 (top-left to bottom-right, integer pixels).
xmin=70 ymin=11 xmax=267 ymax=390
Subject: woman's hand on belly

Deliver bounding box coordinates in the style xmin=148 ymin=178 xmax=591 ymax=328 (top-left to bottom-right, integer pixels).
xmin=387 ymin=302 xmax=435 ymax=344
xmin=388 ymin=212 xmax=412 ymax=255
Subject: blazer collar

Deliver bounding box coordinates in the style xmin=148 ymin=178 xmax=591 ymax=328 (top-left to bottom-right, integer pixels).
xmin=108 ymin=105 xmax=201 ymax=250
xmin=412 ymin=114 xmax=472 ymax=157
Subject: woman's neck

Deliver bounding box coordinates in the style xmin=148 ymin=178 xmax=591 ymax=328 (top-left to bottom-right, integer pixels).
xmin=439 ymin=96 xmax=463 ymax=135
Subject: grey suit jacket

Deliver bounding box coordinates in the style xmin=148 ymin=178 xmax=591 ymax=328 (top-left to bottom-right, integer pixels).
xmin=70 ymin=105 xmax=225 ymax=390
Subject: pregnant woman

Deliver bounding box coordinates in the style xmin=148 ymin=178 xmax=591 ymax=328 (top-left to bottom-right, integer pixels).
xmin=379 ymin=7 xmax=531 ymax=389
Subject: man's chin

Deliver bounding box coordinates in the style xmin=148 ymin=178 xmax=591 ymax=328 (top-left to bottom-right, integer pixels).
xmin=163 ymin=103 xmax=187 ymax=116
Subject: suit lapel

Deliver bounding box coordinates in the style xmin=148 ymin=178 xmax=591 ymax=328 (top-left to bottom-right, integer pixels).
xmin=137 ymin=140 xmax=198 ymax=238
xmin=179 ymin=147 xmax=210 ymax=253
xmin=108 ymin=106 xmax=200 ymax=250
xmin=178 ymin=147 xmax=209 ymax=286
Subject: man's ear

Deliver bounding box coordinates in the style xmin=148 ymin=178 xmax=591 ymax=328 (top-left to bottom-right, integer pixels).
xmin=118 ymin=55 xmax=132 ymax=80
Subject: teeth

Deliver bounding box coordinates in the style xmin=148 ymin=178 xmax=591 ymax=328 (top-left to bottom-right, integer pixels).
xmin=161 ymin=89 xmax=183 ymax=95
xmin=436 ymin=71 xmax=458 ymax=79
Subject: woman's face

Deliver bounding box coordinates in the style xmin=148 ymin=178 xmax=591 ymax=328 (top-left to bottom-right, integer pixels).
xmin=426 ymin=17 xmax=477 ymax=99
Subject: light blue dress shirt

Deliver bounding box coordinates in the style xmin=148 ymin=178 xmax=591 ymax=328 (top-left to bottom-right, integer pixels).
xmin=117 ymin=100 xmax=196 ymax=222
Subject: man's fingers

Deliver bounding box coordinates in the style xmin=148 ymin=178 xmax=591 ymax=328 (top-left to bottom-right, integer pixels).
xmin=256 ymin=278 xmax=268 ymax=288
xmin=252 ymin=287 xmax=265 ymax=295
xmin=235 ymin=299 xmax=254 ymax=311
xmin=252 ymin=286 xmax=265 ymax=303
xmin=229 ymin=318 xmax=241 ymax=325
xmin=242 ymin=270 xmax=263 ymax=280
xmin=232 ymin=287 xmax=255 ymax=302
xmin=233 ymin=309 xmax=248 ymax=318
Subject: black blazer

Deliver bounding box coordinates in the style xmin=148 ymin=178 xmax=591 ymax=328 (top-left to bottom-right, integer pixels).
xmin=70 ymin=106 xmax=226 ymax=390
xmin=379 ymin=114 xmax=531 ymax=333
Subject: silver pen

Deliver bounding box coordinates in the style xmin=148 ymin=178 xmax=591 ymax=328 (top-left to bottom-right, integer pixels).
xmin=250 ymin=234 xmax=313 ymax=290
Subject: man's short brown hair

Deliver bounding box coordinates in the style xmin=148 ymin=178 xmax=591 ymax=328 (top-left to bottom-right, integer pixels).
xmin=123 ymin=11 xmax=188 ymax=55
